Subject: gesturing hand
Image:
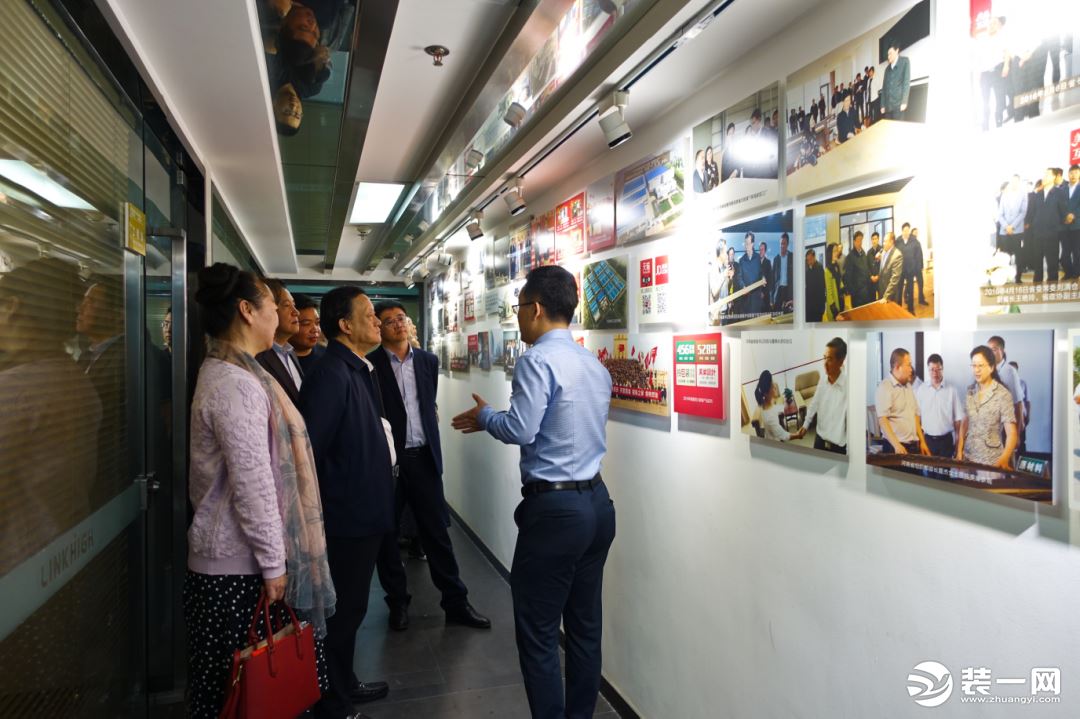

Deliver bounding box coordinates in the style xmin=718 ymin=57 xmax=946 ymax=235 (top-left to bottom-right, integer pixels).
xmin=451 ymin=394 xmax=489 ymax=434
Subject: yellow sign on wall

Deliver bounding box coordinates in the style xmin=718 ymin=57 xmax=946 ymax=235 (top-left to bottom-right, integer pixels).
xmin=124 ymin=202 xmax=146 ymax=256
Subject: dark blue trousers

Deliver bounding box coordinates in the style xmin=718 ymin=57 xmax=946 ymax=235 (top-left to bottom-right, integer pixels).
xmin=510 ymin=480 xmax=616 ymax=719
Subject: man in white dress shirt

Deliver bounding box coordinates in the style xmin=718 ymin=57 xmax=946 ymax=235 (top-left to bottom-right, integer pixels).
xmin=797 ymin=337 xmax=848 ymax=454
xmin=988 ymin=336 xmax=1025 ymax=449
xmin=915 ymin=353 xmax=965 ymax=459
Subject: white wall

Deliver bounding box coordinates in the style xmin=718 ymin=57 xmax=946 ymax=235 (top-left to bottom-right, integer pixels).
xmin=435 ymin=1 xmax=1080 ymax=717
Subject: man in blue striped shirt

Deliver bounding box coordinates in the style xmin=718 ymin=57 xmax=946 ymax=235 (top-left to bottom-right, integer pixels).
xmin=453 ymin=266 xmax=616 ymax=719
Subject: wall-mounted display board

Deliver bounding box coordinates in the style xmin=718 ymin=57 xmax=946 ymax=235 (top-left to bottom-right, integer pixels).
xmin=1071 ymin=330 xmax=1080 ymax=508
xmin=432 ymin=335 xmax=448 ymax=375
xmin=969 ymin=3 xmax=1080 ymax=132
xmin=529 ymin=210 xmax=559 ymax=268
xmin=637 ymin=253 xmax=671 ymax=324
xmin=586 ymin=333 xmax=671 ymax=416
xmin=470 ymin=332 xmax=493 ymax=370
xmin=586 ymin=173 xmax=616 ymax=252
xmin=866 ymin=329 xmax=1054 ymax=503
xmin=464 ymin=291 xmax=476 ymax=323
xmin=495 ymin=281 xmax=523 ymax=325
xmin=449 ymin=332 xmax=469 ymax=373
xmin=740 ymin=331 xmax=849 ymax=454
xmin=581 ymin=255 xmax=629 ymax=330
xmin=507 ymin=223 xmax=536 ymax=283
xmin=691 ymin=81 xmax=780 ymax=220
xmin=706 ymin=210 xmax=795 ymax=327
xmin=785 ymin=0 xmax=931 ymax=198
xmin=492 ymin=234 xmax=511 ymax=287
xmin=803 ymin=176 xmax=932 ymax=322
xmin=673 ymin=333 xmax=724 ymax=420
xmin=503 ymin=330 xmax=524 ymax=380
xmin=977 ymin=123 xmax=1080 ymax=315
xmin=489 ymin=328 xmax=505 ymax=369
xmin=555 ymin=191 xmax=587 ymax=259
xmin=614 ymin=141 xmax=687 ymax=245
xmin=467 ymin=333 xmax=479 ymax=368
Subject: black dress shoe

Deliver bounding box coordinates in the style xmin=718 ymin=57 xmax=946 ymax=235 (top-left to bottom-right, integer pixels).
xmin=388 ymin=604 xmax=409 ymax=631
xmin=348 ymin=677 xmax=389 ymax=704
xmin=445 ymin=603 xmax=491 ymax=629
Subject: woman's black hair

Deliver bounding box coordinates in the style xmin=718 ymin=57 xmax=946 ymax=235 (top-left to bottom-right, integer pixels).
xmin=195 ymin=263 xmax=267 ymax=339
xmin=970 ymin=345 xmax=1001 ymax=384
xmin=754 ymin=369 xmax=774 ymax=407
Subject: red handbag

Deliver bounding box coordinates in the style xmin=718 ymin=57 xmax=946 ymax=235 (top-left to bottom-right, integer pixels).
xmin=219 ymin=591 xmax=320 ymax=719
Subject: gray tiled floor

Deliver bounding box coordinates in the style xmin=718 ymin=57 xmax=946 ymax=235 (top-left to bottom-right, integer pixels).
xmin=350 ymin=522 xmax=617 ymax=718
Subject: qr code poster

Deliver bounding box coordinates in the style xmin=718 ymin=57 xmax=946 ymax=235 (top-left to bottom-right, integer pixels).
xmin=638 ymin=254 xmax=671 ymax=324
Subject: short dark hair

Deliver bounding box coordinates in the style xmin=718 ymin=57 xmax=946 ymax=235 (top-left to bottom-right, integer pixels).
xmin=754 ymin=370 xmax=774 ymax=407
xmin=826 ymin=337 xmax=847 ymax=362
xmin=294 ymin=293 xmax=317 ymax=311
xmin=889 ymin=347 xmax=909 ymax=371
xmin=971 ymin=345 xmax=1001 ymax=383
xmin=264 ymin=278 xmax=289 ymax=305
xmin=521 ymin=265 xmax=577 ymax=324
xmin=1071 ymin=164 xmax=1080 ymax=172
xmin=927 ymin=353 xmax=943 ymax=366
xmin=276 ymin=121 xmax=301 ymax=137
xmin=871 ymin=231 xmax=880 ymax=239
xmin=901 ymin=222 xmax=911 ymax=231
xmin=320 ymin=286 xmax=367 ymax=340
xmin=988 ymin=335 xmax=1005 ymax=350
xmin=744 ymin=232 xmax=755 ymax=242
xmin=780 ymin=232 xmax=789 ymax=242
xmin=853 ymin=230 xmax=864 ymax=241
xmin=0 ymin=258 xmax=83 ymax=347
xmin=751 ymin=108 xmax=762 ymax=121
xmin=195 ymin=263 xmax=268 ymax=339
xmin=374 ymin=300 xmax=406 ymax=318
xmin=805 ymin=248 xmax=816 ymax=258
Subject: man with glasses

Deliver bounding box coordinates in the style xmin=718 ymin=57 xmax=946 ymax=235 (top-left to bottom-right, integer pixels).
xmin=368 ymin=301 xmax=490 ymax=634
xmin=452 ymin=266 xmax=616 ymax=719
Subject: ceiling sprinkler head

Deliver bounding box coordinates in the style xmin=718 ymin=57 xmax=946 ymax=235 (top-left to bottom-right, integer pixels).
xmin=425 ymin=45 xmax=450 ymax=67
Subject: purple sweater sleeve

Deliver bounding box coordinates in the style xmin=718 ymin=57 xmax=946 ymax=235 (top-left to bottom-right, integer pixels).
xmin=208 ymin=373 xmax=286 ymax=578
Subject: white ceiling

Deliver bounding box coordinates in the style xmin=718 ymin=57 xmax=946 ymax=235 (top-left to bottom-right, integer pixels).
xmin=99 ymin=0 xmax=297 ymax=274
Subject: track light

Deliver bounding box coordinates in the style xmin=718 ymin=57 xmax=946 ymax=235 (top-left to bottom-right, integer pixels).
xmin=465 ymin=148 xmax=484 ymax=170
xmin=596 ymin=0 xmax=623 ymax=14
xmin=502 ymin=178 xmax=526 ymax=216
xmin=418 ymin=220 xmax=430 ymax=232
xmin=504 ymin=102 xmax=527 ymax=128
xmin=425 ymin=252 xmax=453 ymax=272
xmin=597 ymin=90 xmax=632 ymax=148
xmin=466 ymin=210 xmax=484 ymax=240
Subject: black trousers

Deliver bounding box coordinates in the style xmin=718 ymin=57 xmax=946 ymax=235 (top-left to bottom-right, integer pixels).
xmin=1061 ymin=231 xmax=1080 ymax=279
xmin=511 ymin=480 xmax=616 ymax=719
xmin=883 ymin=439 xmax=921 ymax=455
xmin=813 ymin=434 xmax=846 ymax=455
xmin=1033 ymin=231 xmax=1060 ymax=283
xmin=315 ymin=535 xmax=382 ymax=719
xmin=375 ymin=446 xmax=468 ymax=610
xmin=924 ymin=432 xmax=955 ymax=459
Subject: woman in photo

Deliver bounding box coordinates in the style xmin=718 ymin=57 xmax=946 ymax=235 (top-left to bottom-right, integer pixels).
xmin=824 ymin=243 xmax=844 ymax=321
xmin=956 ymin=345 xmax=1018 ymax=470
xmin=692 ymin=149 xmax=708 ymax=193
xmin=705 ymin=145 xmax=719 ymax=190
xmin=754 ymin=370 xmax=800 ymax=442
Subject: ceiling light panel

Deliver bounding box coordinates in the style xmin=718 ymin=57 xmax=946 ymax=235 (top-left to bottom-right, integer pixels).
xmin=349 ymin=182 xmax=405 ymax=224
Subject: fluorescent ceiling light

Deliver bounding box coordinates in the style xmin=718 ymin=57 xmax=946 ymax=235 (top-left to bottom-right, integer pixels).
xmin=349 ymin=182 xmax=405 ymax=224
xmin=0 ymin=160 xmax=95 ymax=210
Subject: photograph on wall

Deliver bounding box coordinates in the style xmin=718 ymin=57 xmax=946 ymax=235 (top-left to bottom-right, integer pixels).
xmin=530 ymin=209 xmax=558 ymax=267
xmin=463 ymin=291 xmax=476 ymax=323
xmin=503 ymin=330 xmax=524 ymax=380
xmin=490 ymin=328 xmax=505 ymax=368
xmin=785 ymin=0 xmax=931 ymax=197
xmin=638 ymin=254 xmax=671 ymax=324
xmin=977 ymin=122 xmax=1080 ymax=314
xmin=691 ymin=82 xmax=780 ymax=220
xmin=495 ymin=281 xmax=523 ymax=324
xmin=740 ymin=331 xmax=850 ymax=455
xmin=803 ymin=176 xmax=932 ymax=322
xmin=474 ymin=331 xmax=493 ymax=370
xmin=673 ymin=333 xmax=725 ymax=420
xmin=706 ymin=210 xmax=795 ymax=327
xmin=432 ymin=335 xmax=448 ymax=375
xmin=866 ymin=329 xmax=1053 ymax=503
xmin=970 ymin=3 xmax=1080 ymax=132
xmin=492 ymin=234 xmax=511 ymax=287
xmin=1071 ymin=330 xmax=1080 ymax=508
xmin=581 ymin=255 xmax=628 ymax=330
xmin=467 ymin=333 xmax=480 ymax=368
xmin=614 ymin=140 xmax=686 ymax=245
xmin=555 ymin=191 xmax=587 ymax=259
xmin=586 ymin=173 xmax=616 ymax=251
xmin=449 ymin=333 xmax=469 ymax=373
xmin=508 ymin=223 xmax=536 ymax=283
xmin=586 ymin=333 xmax=671 ymax=416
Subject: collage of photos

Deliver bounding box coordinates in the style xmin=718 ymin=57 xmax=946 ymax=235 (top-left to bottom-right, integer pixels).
xmin=866 ymin=330 xmax=1053 ymax=503
xmin=740 ymin=331 xmax=850 ymax=455
xmin=785 ymin=0 xmax=931 ymax=197
xmin=706 ymin=210 xmax=795 ymax=327
xmin=803 ymin=176 xmax=932 ymax=322
xmin=586 ymin=333 xmax=671 ymax=416
xmin=691 ymin=83 xmax=781 ymax=219
xmin=614 ymin=142 xmax=686 ymax=245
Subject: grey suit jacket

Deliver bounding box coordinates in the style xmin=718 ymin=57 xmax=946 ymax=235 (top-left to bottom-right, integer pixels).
xmin=877 ymin=248 xmax=904 ymax=304
xmin=882 ymin=56 xmax=910 ymax=113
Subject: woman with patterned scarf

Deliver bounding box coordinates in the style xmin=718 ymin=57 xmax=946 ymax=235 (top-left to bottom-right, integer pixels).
xmin=184 ymin=263 xmax=336 ymax=718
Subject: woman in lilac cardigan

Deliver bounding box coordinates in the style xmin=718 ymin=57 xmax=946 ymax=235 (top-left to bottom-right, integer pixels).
xmin=185 ymin=263 xmax=335 ymax=717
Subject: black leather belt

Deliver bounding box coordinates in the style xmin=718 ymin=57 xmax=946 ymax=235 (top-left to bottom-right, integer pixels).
xmin=402 ymin=445 xmax=428 ymax=457
xmin=521 ymin=475 xmax=602 ymax=498
xmin=925 ymin=433 xmax=952 ymax=440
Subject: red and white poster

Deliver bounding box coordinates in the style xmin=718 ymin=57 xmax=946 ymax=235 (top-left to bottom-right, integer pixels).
xmin=673 ymin=334 xmax=724 ymax=419
xmin=1071 ymin=128 xmax=1080 ymax=166
xmin=555 ymin=191 xmax=586 ymax=259
xmin=467 ymin=333 xmax=480 ymax=368
xmin=638 ymin=254 xmax=670 ymax=324
xmin=585 ymin=333 xmax=670 ymax=417
xmin=463 ymin=291 xmax=476 ymax=323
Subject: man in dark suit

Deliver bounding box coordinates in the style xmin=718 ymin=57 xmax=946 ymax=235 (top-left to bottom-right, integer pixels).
xmin=843 ymin=231 xmax=874 ymax=308
xmin=255 ymin=279 xmax=302 ymax=407
xmin=882 ymin=44 xmax=911 ymax=120
xmin=1030 ymin=167 xmax=1071 ymax=283
xmin=737 ymin=233 xmax=766 ymax=316
xmin=804 ymin=248 xmax=825 ymax=322
xmin=370 ymin=301 xmax=490 ymax=632
xmin=301 ymin=286 xmax=394 ymax=719
xmin=873 ymin=231 xmax=904 ymax=305
xmin=1063 ymin=164 xmax=1080 ymax=279
xmin=836 ymin=95 xmax=857 ymax=143
xmin=291 ymin=293 xmax=326 ymax=375
xmin=897 ymin=223 xmax=919 ymax=314
xmin=771 ymin=232 xmax=794 ymax=312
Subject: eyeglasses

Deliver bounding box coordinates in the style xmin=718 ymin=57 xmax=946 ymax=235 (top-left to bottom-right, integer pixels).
xmin=380 ymin=316 xmax=408 ymax=327
xmin=160 ymin=319 xmax=172 ymax=329
xmin=511 ymin=301 xmax=540 ymax=315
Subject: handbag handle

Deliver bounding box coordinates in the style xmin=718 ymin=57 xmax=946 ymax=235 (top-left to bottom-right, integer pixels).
xmin=245 ymin=590 xmax=307 ymax=668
